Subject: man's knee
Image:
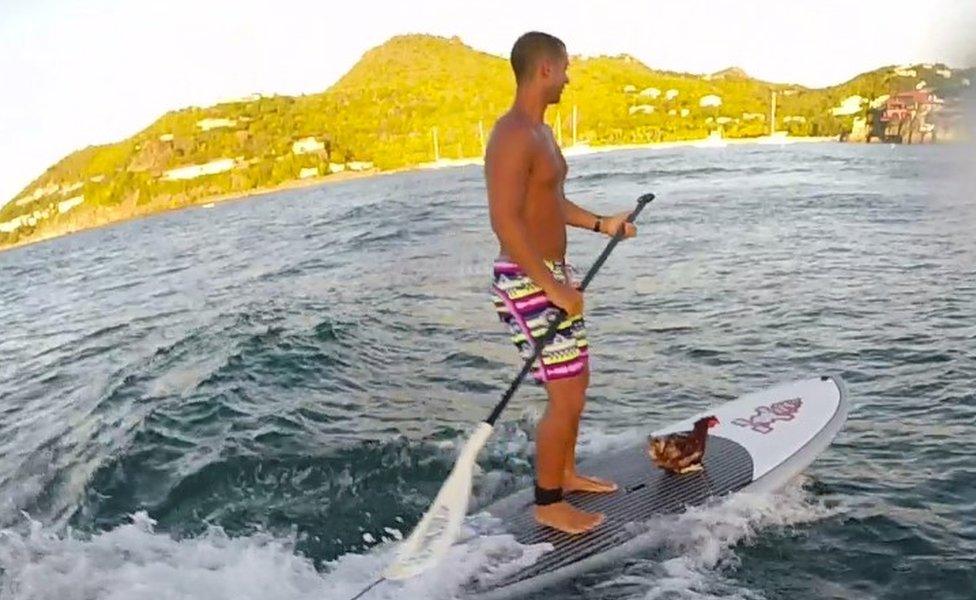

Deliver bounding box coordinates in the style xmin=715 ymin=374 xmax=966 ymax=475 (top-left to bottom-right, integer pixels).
xmin=568 ymin=393 xmax=586 ymax=416
xmin=546 ymin=377 xmax=587 ymax=415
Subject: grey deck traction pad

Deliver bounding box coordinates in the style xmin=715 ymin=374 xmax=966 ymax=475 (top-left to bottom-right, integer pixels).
xmin=469 ymin=436 xmax=753 ymax=593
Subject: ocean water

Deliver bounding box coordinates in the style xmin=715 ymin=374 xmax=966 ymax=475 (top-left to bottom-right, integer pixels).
xmin=0 ymin=141 xmax=973 ymax=600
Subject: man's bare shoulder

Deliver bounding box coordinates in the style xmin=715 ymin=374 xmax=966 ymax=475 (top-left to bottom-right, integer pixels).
xmin=487 ymin=112 xmax=539 ymax=155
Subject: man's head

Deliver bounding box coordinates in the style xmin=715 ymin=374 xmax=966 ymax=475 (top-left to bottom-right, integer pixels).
xmin=510 ymin=31 xmax=569 ymax=104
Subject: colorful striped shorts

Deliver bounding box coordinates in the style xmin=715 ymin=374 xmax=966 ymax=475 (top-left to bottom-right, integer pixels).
xmin=490 ymin=258 xmax=589 ymax=383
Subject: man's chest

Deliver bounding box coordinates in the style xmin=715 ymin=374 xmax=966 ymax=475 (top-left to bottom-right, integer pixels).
xmin=530 ymin=132 xmax=568 ymax=187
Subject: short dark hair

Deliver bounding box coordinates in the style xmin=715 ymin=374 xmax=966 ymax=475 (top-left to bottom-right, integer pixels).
xmin=510 ymin=31 xmax=566 ymax=84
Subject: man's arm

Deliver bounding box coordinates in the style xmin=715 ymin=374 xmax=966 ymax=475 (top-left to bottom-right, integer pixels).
xmin=560 ymin=196 xmax=601 ymax=231
xmin=486 ymin=124 xmax=560 ymax=294
xmin=562 ymin=193 xmax=639 ymax=238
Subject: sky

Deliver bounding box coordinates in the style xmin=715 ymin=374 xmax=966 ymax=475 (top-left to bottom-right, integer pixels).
xmin=1 ymin=0 xmax=974 ymax=204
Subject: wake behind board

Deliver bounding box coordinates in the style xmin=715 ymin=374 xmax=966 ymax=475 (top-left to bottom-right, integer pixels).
xmin=465 ymin=374 xmax=849 ymax=599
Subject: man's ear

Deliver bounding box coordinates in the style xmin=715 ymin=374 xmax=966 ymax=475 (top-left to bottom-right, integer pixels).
xmin=539 ymin=59 xmax=552 ymax=79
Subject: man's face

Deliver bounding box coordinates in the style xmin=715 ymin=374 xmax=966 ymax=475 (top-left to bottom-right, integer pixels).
xmin=542 ymin=50 xmax=570 ymax=104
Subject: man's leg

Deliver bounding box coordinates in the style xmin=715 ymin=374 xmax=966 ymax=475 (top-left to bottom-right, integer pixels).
xmin=535 ymin=373 xmax=585 ymax=490
xmin=561 ymin=366 xmax=617 ymax=492
xmin=533 ymin=371 xmax=604 ymax=533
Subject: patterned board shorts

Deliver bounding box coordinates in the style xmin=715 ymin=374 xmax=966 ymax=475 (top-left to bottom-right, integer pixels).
xmin=490 ymin=258 xmax=589 ymax=383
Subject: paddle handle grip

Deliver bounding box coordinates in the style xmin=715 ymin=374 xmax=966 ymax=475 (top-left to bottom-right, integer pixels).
xmin=484 ymin=192 xmax=654 ymax=426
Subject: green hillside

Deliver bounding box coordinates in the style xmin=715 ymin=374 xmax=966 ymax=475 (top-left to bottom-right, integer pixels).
xmin=2 ymin=34 xmax=971 ymax=248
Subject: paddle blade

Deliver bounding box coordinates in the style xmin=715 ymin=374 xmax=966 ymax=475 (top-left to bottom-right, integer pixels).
xmin=384 ymin=422 xmax=494 ymax=580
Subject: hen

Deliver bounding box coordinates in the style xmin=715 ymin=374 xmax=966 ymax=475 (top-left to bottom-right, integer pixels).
xmin=647 ymin=416 xmax=720 ymax=474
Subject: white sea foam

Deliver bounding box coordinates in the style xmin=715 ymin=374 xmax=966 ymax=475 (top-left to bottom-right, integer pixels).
xmin=0 ymin=510 xmax=551 ymax=600
xmin=596 ymin=477 xmax=841 ymax=599
xmin=0 ymin=423 xmax=841 ymax=600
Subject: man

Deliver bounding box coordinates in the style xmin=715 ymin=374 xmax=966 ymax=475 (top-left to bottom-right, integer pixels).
xmin=486 ymin=31 xmax=637 ymax=534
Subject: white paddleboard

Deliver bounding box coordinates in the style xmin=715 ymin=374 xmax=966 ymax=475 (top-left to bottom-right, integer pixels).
xmin=465 ymin=374 xmax=849 ymax=599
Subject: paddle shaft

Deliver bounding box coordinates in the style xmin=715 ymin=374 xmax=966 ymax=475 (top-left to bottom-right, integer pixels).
xmin=485 ymin=192 xmax=654 ymax=426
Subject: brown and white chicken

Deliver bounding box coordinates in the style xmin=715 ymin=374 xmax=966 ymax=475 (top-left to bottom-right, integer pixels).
xmin=647 ymin=416 xmax=720 ymax=474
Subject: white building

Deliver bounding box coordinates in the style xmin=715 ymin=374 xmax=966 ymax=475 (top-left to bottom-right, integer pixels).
xmin=639 ymin=87 xmax=661 ymax=98
xmin=699 ymin=95 xmax=722 ymax=108
xmin=665 ymin=89 xmax=679 ymax=101
xmin=196 ymin=118 xmax=237 ymax=131
xmin=58 ymin=195 xmax=84 ymax=214
xmin=20 ymin=183 xmax=59 ymax=205
xmin=299 ymin=167 xmax=319 ymax=179
xmin=218 ymin=93 xmax=262 ymax=104
xmin=831 ymin=95 xmax=866 ymax=116
xmin=0 ymin=207 xmax=53 ymax=233
xmin=162 ymin=158 xmax=236 ymax=181
xmin=0 ymin=216 xmax=26 ymax=233
xmin=292 ymin=137 xmax=325 ymax=155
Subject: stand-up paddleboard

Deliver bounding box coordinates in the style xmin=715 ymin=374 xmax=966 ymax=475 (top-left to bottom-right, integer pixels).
xmin=465 ymin=374 xmax=849 ymax=599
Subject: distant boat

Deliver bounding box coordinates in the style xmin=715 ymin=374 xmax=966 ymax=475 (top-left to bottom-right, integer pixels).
xmin=418 ymin=157 xmax=483 ymax=170
xmin=561 ymin=142 xmax=593 ymax=157
xmin=756 ymin=131 xmax=791 ymax=145
xmin=694 ymin=131 xmax=727 ymax=148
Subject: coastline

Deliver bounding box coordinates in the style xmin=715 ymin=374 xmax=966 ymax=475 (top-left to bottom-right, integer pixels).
xmin=0 ymin=135 xmax=836 ymax=255
xmin=0 ymin=167 xmax=405 ymax=255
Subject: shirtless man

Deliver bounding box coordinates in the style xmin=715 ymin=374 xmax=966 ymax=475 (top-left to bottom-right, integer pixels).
xmin=486 ymin=32 xmax=637 ymax=534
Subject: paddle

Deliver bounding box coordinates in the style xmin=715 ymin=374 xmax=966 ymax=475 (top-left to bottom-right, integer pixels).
xmin=378 ymin=192 xmax=654 ymax=583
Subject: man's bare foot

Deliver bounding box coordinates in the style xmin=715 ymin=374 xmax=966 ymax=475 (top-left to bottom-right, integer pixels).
xmin=533 ymin=501 xmax=604 ymax=534
xmin=563 ymin=472 xmax=618 ymax=493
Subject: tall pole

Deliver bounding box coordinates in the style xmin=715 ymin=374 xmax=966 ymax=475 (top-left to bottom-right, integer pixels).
xmin=556 ymin=109 xmax=563 ymax=146
xmin=572 ymin=105 xmax=578 ymax=146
